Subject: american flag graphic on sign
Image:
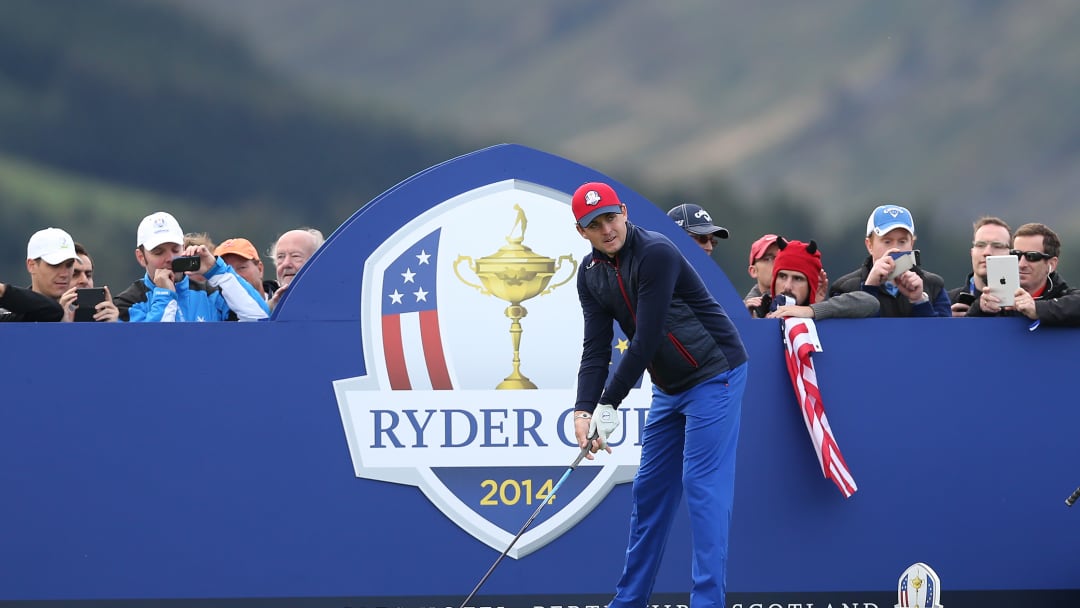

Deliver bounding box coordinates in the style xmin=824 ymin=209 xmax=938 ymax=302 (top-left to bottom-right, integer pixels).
xmin=782 ymin=317 xmax=858 ymax=498
xmin=381 ymin=229 xmax=453 ymax=390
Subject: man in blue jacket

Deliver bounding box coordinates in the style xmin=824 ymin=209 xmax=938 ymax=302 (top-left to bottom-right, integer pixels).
xmin=114 ymin=211 xmax=270 ymax=322
xmin=570 ymin=181 xmax=748 ymax=608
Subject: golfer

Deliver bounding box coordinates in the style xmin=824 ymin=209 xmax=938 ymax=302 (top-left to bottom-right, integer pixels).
xmin=570 ymin=181 xmax=749 ymax=608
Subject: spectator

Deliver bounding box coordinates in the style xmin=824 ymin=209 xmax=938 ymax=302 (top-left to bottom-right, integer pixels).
xmin=214 ymin=237 xmax=278 ymax=302
xmin=59 ymin=242 xmax=119 ymax=322
xmin=966 ymin=222 xmax=1080 ymax=325
xmin=268 ymin=227 xmax=323 ymax=309
xmin=948 ymin=217 xmax=1012 ymax=317
xmin=0 ymin=281 xmax=63 ymax=321
xmin=570 ymin=182 xmax=748 ymax=608
xmin=666 ymin=203 xmax=729 ymax=255
xmin=763 ymin=238 xmax=878 ymax=319
xmin=830 ymin=204 xmax=950 ymax=317
xmin=25 ymin=227 xmax=77 ymax=303
xmin=114 ymin=211 xmax=269 ymax=322
xmin=744 ymin=234 xmax=779 ymax=315
xmin=183 ymin=232 xmax=217 ymax=285
xmin=71 ymin=242 xmax=95 ymax=288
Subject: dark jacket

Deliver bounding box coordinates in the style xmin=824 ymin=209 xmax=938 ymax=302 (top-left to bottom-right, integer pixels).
xmin=830 ymin=255 xmax=950 ymax=317
xmin=0 ymin=284 xmax=63 ymax=322
xmin=948 ymin=273 xmax=977 ymax=304
xmin=965 ymin=271 xmax=1080 ymax=325
xmin=576 ymin=223 xmax=747 ymax=412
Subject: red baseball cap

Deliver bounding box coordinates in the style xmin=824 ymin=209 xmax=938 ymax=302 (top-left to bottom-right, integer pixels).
xmin=572 ymin=182 xmax=624 ymax=228
xmin=748 ymin=234 xmax=779 ymax=266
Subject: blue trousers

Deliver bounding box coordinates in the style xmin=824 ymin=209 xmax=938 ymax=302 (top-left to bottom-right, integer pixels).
xmin=609 ymin=363 xmax=747 ymax=608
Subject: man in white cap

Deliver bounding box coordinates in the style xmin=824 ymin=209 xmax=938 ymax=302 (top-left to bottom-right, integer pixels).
xmin=25 ymin=227 xmax=78 ymax=301
xmin=830 ymin=204 xmax=950 ymax=317
xmin=17 ymin=227 xmax=119 ymax=322
xmin=114 ymin=211 xmax=270 ymax=322
xmin=1 ymin=227 xmax=75 ymax=322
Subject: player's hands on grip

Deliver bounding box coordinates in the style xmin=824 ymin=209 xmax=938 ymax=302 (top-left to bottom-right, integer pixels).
xmin=589 ymin=403 xmax=619 ymax=448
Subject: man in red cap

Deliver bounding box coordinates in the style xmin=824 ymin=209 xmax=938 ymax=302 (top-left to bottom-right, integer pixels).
xmin=569 ymin=181 xmax=748 ymax=608
xmin=763 ymin=238 xmax=877 ymax=319
xmin=744 ymin=234 xmax=779 ymax=316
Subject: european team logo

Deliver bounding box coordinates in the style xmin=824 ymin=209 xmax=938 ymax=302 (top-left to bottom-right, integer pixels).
xmin=333 ymin=179 xmax=651 ymax=557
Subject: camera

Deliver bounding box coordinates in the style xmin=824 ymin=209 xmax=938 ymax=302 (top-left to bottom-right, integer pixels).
xmin=753 ymin=294 xmax=773 ymax=318
xmin=957 ymin=292 xmax=976 ymax=306
xmin=171 ymin=256 xmax=201 ymax=273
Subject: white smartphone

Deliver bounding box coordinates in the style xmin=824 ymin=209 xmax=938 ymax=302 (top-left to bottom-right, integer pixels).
xmin=986 ymin=254 xmax=1019 ymax=307
xmin=886 ymin=250 xmax=917 ymax=280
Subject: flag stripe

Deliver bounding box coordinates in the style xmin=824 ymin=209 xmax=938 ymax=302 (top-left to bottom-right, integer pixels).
xmin=420 ymin=310 xmax=452 ymax=390
xmin=382 ymin=314 xmax=412 ymax=390
xmin=783 ymin=318 xmax=858 ymax=498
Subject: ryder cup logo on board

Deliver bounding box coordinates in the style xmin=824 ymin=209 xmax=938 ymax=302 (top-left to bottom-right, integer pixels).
xmin=333 ymin=179 xmax=649 ymax=557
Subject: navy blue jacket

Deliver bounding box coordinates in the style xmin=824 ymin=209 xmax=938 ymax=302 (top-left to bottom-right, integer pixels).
xmin=575 ymin=223 xmax=747 ymax=412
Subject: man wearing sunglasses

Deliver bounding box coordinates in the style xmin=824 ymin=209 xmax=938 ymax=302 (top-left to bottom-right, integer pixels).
xmin=967 ymin=222 xmax=1080 ymax=324
xmin=948 ymin=217 xmax=1012 ymax=317
xmin=666 ymin=203 xmax=729 ymax=255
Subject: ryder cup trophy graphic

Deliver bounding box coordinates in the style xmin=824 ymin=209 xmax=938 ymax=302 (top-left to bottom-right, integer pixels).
xmin=454 ymin=204 xmax=577 ymax=389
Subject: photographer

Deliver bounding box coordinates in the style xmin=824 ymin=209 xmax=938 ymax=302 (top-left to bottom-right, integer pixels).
xmin=114 ymin=211 xmax=270 ymax=322
xmin=830 ymin=204 xmax=950 ymax=317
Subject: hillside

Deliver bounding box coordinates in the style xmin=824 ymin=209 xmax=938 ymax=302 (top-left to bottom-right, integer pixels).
xmin=185 ymin=0 xmax=1080 ymax=238
xmin=0 ymin=0 xmax=476 ymax=286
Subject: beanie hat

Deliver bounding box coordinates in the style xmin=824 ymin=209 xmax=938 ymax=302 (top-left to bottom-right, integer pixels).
xmin=771 ymin=238 xmax=823 ymax=304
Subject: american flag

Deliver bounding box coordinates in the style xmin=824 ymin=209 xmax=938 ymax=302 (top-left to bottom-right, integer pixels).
xmin=782 ymin=317 xmax=858 ymax=498
xmin=899 ymin=573 xmax=908 ymax=606
xmin=381 ymin=229 xmax=453 ymax=390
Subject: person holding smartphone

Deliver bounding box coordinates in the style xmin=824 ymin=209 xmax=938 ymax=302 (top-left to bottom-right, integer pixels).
xmin=58 ymin=243 xmax=119 ymax=322
xmin=947 ymin=217 xmax=1012 ymax=317
xmin=830 ymin=204 xmax=951 ymax=317
xmin=113 ymin=211 xmax=270 ymax=322
xmin=966 ymin=222 xmax=1080 ymax=325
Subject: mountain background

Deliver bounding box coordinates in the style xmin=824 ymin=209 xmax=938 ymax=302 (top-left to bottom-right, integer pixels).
xmin=3 ymin=0 xmax=1079 ymax=297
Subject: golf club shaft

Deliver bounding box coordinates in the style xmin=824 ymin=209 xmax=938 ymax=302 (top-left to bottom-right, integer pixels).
xmin=1066 ymin=486 xmax=1080 ymax=507
xmin=458 ymin=441 xmax=593 ymax=608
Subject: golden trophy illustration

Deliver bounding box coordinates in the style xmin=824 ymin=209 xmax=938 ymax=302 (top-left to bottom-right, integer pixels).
xmin=454 ymin=204 xmax=577 ymax=389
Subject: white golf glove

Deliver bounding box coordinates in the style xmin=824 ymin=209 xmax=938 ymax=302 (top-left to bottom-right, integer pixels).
xmin=589 ymin=403 xmax=620 ymax=447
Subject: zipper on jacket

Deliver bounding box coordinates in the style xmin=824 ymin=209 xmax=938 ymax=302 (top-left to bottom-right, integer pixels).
xmin=612 ymin=255 xmax=667 ymax=389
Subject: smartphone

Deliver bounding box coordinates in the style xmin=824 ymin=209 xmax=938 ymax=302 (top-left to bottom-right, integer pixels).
xmin=986 ymin=254 xmax=1020 ymax=307
xmin=886 ymin=250 xmax=917 ymax=280
xmin=171 ymin=256 xmax=201 ymax=273
xmin=74 ymin=287 xmax=106 ymax=322
xmin=957 ymin=292 xmax=977 ymax=306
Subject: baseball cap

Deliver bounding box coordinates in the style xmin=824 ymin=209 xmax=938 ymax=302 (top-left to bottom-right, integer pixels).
xmin=866 ymin=204 xmax=915 ymax=237
xmin=26 ymin=227 xmax=79 ymax=265
xmin=667 ymin=203 xmax=729 ymax=238
xmin=748 ymin=234 xmax=779 ymax=266
xmin=137 ymin=211 xmax=185 ymax=250
xmin=572 ymin=182 xmax=624 ymax=228
xmin=214 ymin=237 xmax=260 ymax=260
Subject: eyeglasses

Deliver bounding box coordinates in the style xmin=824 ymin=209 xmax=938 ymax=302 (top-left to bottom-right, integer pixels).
xmin=692 ymin=234 xmax=719 ymax=246
xmin=1011 ymin=249 xmax=1052 ymax=262
xmin=972 ymin=240 xmax=1011 ymax=251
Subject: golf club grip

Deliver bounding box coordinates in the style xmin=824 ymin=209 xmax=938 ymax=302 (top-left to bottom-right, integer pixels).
xmin=457 ymin=440 xmax=594 ymax=608
xmin=1066 ymin=487 xmax=1080 ymax=507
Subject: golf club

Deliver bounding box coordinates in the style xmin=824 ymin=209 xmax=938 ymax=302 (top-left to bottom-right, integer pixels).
xmin=458 ymin=438 xmax=595 ymax=608
xmin=1065 ymin=486 xmax=1080 ymax=507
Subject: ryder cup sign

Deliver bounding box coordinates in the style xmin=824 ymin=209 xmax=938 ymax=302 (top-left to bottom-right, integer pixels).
xmin=334 ymin=179 xmax=650 ymax=557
